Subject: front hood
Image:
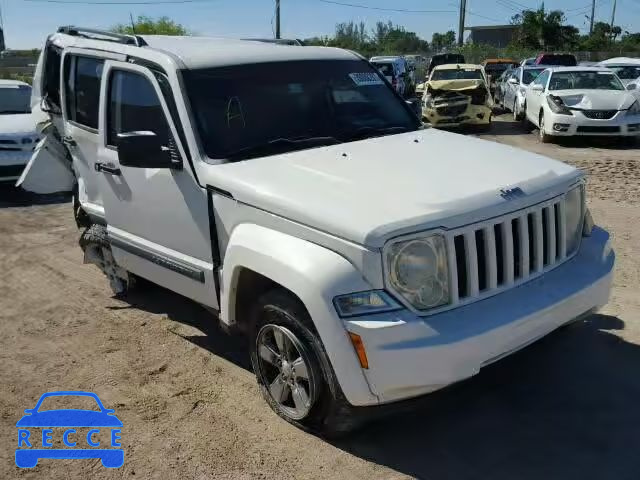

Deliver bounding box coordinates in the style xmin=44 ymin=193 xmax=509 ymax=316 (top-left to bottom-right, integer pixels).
xmin=427 ymin=79 xmax=485 ymax=91
xmin=552 ymin=89 xmax=636 ymax=110
xmin=206 ymin=129 xmax=578 ymax=248
xmin=0 ymin=113 xmax=37 ymax=136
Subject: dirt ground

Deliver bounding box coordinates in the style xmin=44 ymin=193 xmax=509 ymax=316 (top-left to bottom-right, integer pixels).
xmin=1 ymin=114 xmax=639 ymax=480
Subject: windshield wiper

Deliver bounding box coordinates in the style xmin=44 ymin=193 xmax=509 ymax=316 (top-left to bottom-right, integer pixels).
xmin=342 ymin=126 xmax=411 ymax=141
xmin=227 ymin=136 xmax=340 ymax=160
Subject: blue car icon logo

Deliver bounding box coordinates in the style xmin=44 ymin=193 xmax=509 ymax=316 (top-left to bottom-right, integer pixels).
xmin=16 ymin=391 xmax=123 ymax=468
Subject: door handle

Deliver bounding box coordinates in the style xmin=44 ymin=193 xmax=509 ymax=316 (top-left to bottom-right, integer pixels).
xmin=95 ymin=162 xmax=121 ymax=176
xmin=62 ymin=136 xmax=77 ymax=148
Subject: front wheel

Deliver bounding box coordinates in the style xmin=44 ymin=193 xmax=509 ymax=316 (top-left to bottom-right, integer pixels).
xmin=250 ymin=289 xmax=359 ymax=437
xmin=538 ymin=113 xmax=554 ymax=143
xmin=513 ymin=100 xmax=523 ymax=121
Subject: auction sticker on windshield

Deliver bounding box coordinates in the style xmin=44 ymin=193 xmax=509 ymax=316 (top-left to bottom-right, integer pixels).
xmin=349 ymin=72 xmax=385 ymax=86
xmin=15 ymin=391 xmax=123 ymax=468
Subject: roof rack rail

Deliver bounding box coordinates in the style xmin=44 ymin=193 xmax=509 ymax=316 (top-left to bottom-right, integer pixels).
xmin=57 ymin=26 xmax=147 ymax=47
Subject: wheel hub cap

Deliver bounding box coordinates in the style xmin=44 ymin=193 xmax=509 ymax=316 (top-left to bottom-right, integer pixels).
xmin=255 ymin=324 xmax=316 ymax=420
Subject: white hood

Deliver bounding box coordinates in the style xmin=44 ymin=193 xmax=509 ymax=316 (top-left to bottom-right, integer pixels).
xmin=552 ymin=89 xmax=637 ymax=110
xmin=205 ymin=129 xmax=579 ymax=247
xmin=0 ymin=113 xmax=37 ymax=136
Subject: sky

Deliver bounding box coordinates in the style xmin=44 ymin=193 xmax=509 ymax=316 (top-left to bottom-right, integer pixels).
xmin=1 ymin=0 xmax=639 ymax=49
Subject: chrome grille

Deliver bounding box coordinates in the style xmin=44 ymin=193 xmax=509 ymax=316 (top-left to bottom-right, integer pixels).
xmin=446 ymin=196 xmax=569 ymax=305
xmin=582 ymin=110 xmax=617 ymax=120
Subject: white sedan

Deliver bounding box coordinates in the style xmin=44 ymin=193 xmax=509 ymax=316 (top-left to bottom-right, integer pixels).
xmin=524 ymin=67 xmax=640 ymax=143
xmin=0 ymin=80 xmax=39 ymax=184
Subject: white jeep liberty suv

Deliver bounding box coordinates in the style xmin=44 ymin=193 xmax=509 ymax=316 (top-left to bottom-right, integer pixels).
xmin=21 ymin=27 xmax=614 ymax=436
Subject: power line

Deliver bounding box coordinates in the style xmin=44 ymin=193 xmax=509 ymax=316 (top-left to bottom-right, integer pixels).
xmin=315 ymin=0 xmax=456 ymax=14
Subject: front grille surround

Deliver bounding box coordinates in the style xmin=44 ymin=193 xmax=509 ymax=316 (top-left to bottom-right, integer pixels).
xmin=383 ymin=188 xmax=584 ymax=316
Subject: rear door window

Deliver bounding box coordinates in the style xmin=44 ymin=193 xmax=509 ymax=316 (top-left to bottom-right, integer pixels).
xmin=65 ymin=55 xmax=104 ymax=129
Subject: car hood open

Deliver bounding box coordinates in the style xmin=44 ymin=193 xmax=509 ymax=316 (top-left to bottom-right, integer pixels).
xmin=552 ymin=89 xmax=637 ymax=110
xmin=206 ymin=129 xmax=579 ymax=248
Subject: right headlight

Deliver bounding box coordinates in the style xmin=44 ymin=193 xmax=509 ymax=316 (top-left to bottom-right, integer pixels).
xmin=565 ymin=185 xmax=585 ymax=255
xmin=385 ymin=235 xmax=450 ymax=311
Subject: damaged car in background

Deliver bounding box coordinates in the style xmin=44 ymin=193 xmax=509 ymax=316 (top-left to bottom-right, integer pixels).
xmin=524 ymin=66 xmax=640 ymax=143
xmin=420 ymin=64 xmax=493 ymax=130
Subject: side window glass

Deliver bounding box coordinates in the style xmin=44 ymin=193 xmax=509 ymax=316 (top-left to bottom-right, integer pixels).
xmin=65 ymin=55 xmax=104 ymax=129
xmin=107 ymin=70 xmax=170 ymax=149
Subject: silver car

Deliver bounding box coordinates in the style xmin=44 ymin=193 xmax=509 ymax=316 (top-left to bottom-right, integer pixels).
xmin=502 ymin=66 xmax=548 ymax=120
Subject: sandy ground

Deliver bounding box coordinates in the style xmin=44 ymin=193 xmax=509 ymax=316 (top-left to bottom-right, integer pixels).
xmin=1 ymin=114 xmax=639 ymax=480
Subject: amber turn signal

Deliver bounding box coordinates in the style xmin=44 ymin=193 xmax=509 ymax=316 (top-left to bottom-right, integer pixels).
xmin=348 ymin=332 xmax=369 ymax=369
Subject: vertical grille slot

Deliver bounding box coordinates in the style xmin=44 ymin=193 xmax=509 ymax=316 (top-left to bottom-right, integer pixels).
xmin=494 ymin=224 xmax=504 ymax=286
xmin=541 ymin=208 xmax=550 ymax=267
xmin=554 ymin=202 xmax=562 ymax=261
xmin=527 ymin=213 xmax=535 ymax=272
xmin=511 ymin=218 xmax=521 ymax=279
xmin=475 ymin=229 xmax=487 ymax=291
xmin=454 ymin=235 xmax=468 ymax=299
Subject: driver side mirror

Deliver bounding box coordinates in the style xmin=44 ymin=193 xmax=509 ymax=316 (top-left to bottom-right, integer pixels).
xmin=531 ymin=84 xmax=544 ymax=92
xmin=117 ymin=132 xmax=181 ymax=169
xmin=508 ymin=77 xmax=519 ymax=85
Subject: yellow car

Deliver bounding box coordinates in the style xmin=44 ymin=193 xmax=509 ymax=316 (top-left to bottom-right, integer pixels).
xmin=421 ymin=64 xmax=493 ymax=129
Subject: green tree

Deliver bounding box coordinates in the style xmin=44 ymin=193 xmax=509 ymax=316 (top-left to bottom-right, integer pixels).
xmin=511 ymin=6 xmax=576 ymax=50
xmin=431 ymin=30 xmax=456 ymax=52
xmin=111 ymin=15 xmax=189 ymax=35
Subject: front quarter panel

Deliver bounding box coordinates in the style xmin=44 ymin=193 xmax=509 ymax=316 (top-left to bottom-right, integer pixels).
xmin=221 ymin=223 xmax=378 ymax=406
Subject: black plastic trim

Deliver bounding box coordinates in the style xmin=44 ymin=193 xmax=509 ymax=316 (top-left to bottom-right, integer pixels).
xmin=110 ymin=237 xmax=205 ymax=283
xmin=207 ymin=189 xmax=222 ymax=305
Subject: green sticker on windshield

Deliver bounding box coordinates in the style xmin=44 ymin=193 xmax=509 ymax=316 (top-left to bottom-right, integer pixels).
xmin=349 ymin=73 xmax=384 ymax=86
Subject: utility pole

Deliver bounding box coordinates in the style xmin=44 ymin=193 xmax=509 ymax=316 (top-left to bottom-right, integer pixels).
xmin=458 ymin=0 xmax=467 ymax=47
xmin=589 ymin=0 xmax=595 ymax=34
xmin=609 ymin=0 xmax=617 ymax=40
xmin=275 ymin=0 xmax=281 ymax=39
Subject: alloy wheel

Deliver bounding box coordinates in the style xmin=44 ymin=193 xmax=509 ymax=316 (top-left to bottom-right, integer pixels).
xmin=255 ymin=324 xmax=316 ymax=420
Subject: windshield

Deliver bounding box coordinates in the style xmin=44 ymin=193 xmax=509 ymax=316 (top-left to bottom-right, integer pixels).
xmin=371 ymin=62 xmax=394 ymax=77
xmin=431 ymin=68 xmax=483 ymax=81
xmin=549 ymin=71 xmax=625 ymax=91
xmin=606 ymin=65 xmax=640 ymax=80
xmin=522 ymin=68 xmax=546 ymax=85
xmin=0 ymin=85 xmax=32 ymax=114
xmin=184 ymin=60 xmax=418 ymax=160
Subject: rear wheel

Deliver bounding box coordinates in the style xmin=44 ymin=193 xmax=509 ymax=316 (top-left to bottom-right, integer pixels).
xmin=250 ymin=289 xmax=359 ymax=437
xmin=79 ymin=224 xmax=135 ymax=296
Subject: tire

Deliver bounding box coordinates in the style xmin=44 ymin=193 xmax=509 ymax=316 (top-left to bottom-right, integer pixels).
xmin=538 ymin=112 xmax=553 ymax=143
xmin=513 ymin=100 xmax=522 ymax=121
xmin=249 ymin=289 xmax=360 ymax=437
xmin=79 ymin=224 xmax=136 ymax=296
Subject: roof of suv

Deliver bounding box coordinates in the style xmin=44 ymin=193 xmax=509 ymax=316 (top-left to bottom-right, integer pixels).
xmin=139 ymin=35 xmax=357 ymax=69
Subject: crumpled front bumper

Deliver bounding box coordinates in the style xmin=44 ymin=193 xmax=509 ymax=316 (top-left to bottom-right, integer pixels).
xmin=423 ymin=103 xmax=492 ymax=127
xmin=344 ymin=227 xmax=614 ymax=405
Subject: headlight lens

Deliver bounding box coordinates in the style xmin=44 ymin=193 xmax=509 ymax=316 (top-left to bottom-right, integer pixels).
xmin=386 ymin=235 xmax=450 ymax=310
xmin=423 ymin=94 xmax=434 ymax=109
xmin=565 ymin=185 xmax=585 ymax=255
xmin=627 ymin=100 xmax=640 ymax=115
xmin=333 ymin=290 xmax=402 ymax=318
xmin=547 ymin=95 xmax=573 ymax=115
